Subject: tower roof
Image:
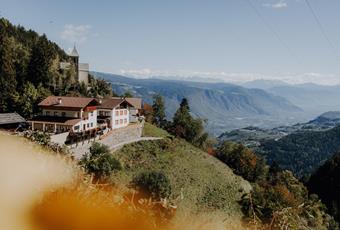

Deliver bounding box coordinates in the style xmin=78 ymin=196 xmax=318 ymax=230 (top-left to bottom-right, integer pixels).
xmin=69 ymin=45 xmax=79 ymax=57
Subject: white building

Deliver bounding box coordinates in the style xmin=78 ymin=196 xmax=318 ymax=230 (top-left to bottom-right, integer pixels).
xmin=78 ymin=63 xmax=89 ymax=85
xmin=112 ymin=97 xmax=142 ymax=123
xmin=97 ymin=98 xmax=133 ymax=129
xmin=30 ymin=96 xmax=99 ymax=133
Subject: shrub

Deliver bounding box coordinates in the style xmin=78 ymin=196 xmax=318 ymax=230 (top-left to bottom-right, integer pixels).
xmin=80 ymin=142 xmax=122 ymax=181
xmin=216 ymin=141 xmax=265 ymax=182
xmin=132 ymin=171 xmax=171 ymax=200
xmin=24 ymin=130 xmax=50 ymax=145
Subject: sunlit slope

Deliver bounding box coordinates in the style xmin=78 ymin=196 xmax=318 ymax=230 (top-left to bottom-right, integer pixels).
xmin=113 ymin=124 xmax=252 ymax=223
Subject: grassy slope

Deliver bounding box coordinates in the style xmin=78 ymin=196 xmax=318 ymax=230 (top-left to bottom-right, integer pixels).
xmin=112 ymin=123 xmax=251 ymax=222
xmin=142 ymin=122 xmax=171 ymax=138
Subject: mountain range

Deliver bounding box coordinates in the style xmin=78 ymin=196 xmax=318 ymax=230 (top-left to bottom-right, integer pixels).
xmin=92 ymin=72 xmax=306 ymax=135
xmin=243 ymin=80 xmax=340 ymax=119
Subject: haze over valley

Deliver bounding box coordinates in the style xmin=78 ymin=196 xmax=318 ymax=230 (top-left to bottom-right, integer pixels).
xmin=93 ymin=72 xmax=340 ymax=135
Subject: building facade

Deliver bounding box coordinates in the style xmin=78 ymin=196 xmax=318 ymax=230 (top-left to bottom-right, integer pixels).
xmin=112 ymin=97 xmax=142 ymax=123
xmin=97 ymin=98 xmax=133 ymax=129
xmin=30 ymin=96 xmax=99 ymax=133
xmin=30 ymin=96 xmax=138 ymax=135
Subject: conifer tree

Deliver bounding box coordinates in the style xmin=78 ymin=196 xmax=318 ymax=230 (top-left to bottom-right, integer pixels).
xmin=152 ymin=94 xmax=166 ymax=128
xmin=172 ymin=98 xmax=208 ymax=147
xmin=27 ymin=34 xmax=54 ymax=87
xmin=0 ymin=34 xmax=17 ymax=112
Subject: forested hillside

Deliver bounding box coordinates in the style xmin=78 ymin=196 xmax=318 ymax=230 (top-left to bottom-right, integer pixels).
xmin=260 ymin=126 xmax=340 ymax=178
xmin=307 ymin=153 xmax=340 ymax=223
xmin=0 ymin=18 xmax=112 ymax=118
xmin=215 ymin=141 xmax=337 ymax=229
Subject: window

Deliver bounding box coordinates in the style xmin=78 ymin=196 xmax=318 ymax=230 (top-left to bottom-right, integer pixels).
xmin=124 ymin=118 xmax=127 ymax=124
xmin=115 ymin=111 xmax=119 ymax=116
xmin=46 ymin=111 xmax=50 ymax=116
xmin=90 ymin=112 xmax=93 ymax=117
xmin=120 ymin=119 xmax=123 ymax=124
xmin=124 ymin=110 xmax=127 ymax=115
xmin=115 ymin=120 xmax=118 ymax=125
xmin=54 ymin=111 xmax=58 ymax=116
xmin=91 ymin=123 xmax=93 ymax=127
xmin=74 ymin=125 xmax=79 ymax=130
xmin=120 ymin=110 xmax=123 ymax=116
xmin=87 ymin=123 xmax=90 ymax=128
xmin=62 ymin=112 xmax=66 ymax=117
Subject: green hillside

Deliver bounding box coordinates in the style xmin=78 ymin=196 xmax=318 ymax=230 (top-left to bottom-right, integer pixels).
xmin=0 ymin=17 xmax=112 ymax=117
xmin=142 ymin=122 xmax=171 ymax=138
xmin=260 ymin=125 xmax=340 ymax=178
xmin=307 ymin=153 xmax=340 ymax=222
xmin=111 ymin=124 xmax=251 ymax=222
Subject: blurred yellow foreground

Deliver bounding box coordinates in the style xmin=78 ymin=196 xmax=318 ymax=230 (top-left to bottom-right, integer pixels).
xmin=0 ymin=133 xmax=243 ymax=230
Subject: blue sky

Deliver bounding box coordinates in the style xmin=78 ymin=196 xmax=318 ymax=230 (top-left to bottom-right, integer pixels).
xmin=1 ymin=0 xmax=340 ymax=84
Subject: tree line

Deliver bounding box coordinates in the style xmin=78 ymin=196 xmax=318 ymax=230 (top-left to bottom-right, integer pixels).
xmin=0 ymin=18 xmax=113 ymax=118
xmin=150 ymin=94 xmax=211 ymax=149
xmin=215 ymin=141 xmax=338 ymax=229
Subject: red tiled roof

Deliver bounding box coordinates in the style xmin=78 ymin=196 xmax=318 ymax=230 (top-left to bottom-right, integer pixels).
xmin=97 ymin=98 xmax=134 ymax=109
xmin=112 ymin=97 xmax=142 ymax=109
xmin=65 ymin=119 xmax=82 ymax=126
xmin=38 ymin=96 xmax=97 ymax=109
xmin=97 ymin=98 xmax=125 ymax=109
xmin=30 ymin=116 xmax=81 ymax=126
xmin=126 ymin=98 xmax=142 ymax=109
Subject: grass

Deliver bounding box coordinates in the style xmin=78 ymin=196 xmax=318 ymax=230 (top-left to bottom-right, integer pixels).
xmin=142 ymin=122 xmax=171 ymax=138
xmin=111 ymin=136 xmax=252 ymax=224
xmin=1 ymin=131 xmax=250 ymax=229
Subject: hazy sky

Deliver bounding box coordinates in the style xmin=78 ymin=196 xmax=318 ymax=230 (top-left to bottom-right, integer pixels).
xmin=2 ymin=0 xmax=340 ymax=84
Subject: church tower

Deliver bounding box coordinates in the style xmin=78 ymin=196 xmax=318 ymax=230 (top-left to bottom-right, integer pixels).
xmin=69 ymin=45 xmax=79 ymax=80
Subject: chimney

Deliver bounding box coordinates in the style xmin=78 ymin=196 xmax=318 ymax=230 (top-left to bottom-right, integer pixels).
xmin=58 ymin=97 xmax=62 ymax=105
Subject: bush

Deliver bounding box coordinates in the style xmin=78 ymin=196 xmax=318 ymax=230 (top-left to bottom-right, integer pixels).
xmin=80 ymin=142 xmax=122 ymax=181
xmin=132 ymin=171 xmax=171 ymax=200
xmin=24 ymin=130 xmax=50 ymax=145
xmin=216 ymin=141 xmax=265 ymax=182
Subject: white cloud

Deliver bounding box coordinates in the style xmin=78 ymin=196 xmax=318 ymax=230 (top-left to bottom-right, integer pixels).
xmin=263 ymin=0 xmax=288 ymax=9
xmin=120 ymin=68 xmax=153 ymax=78
xmin=61 ymin=24 xmax=92 ymax=43
xmin=118 ymin=68 xmax=340 ymax=85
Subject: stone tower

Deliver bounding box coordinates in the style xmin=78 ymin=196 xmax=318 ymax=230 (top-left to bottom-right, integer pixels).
xmin=69 ymin=45 xmax=79 ymax=80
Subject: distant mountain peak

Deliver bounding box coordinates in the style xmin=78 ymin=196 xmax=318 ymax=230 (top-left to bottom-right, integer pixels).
xmin=242 ymin=79 xmax=290 ymax=90
xmin=318 ymin=111 xmax=340 ymax=120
